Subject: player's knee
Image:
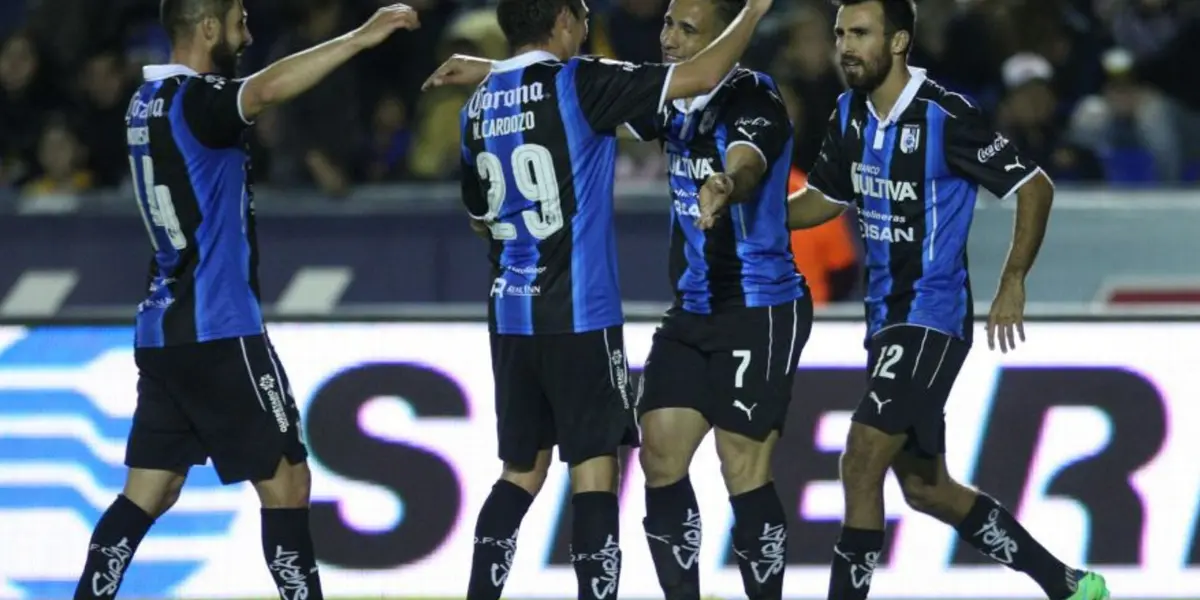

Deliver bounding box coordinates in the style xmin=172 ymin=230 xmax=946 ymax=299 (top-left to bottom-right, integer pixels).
xmin=638 ymin=437 xmax=690 ymax=488
xmin=714 ymin=429 xmax=775 ymax=495
xmin=501 ymin=450 xmax=553 ymax=496
xmin=123 ymin=468 xmax=187 ymax=518
xmin=569 ymin=454 xmax=619 ymax=494
xmin=897 ymin=473 xmax=968 ymax=519
xmin=254 ymin=458 xmax=312 ymax=509
xmin=638 ymin=408 xmax=708 ymax=488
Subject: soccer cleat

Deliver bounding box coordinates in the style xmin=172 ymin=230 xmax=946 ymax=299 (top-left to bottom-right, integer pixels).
xmin=1065 ymin=571 xmax=1110 ymax=600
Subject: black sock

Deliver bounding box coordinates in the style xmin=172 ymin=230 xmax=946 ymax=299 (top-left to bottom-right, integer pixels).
xmin=826 ymin=526 xmax=884 ymax=600
xmin=730 ymin=483 xmax=788 ymax=600
xmin=643 ymin=476 xmax=702 ymax=600
xmin=571 ymin=492 xmax=622 ymax=600
xmin=73 ymin=495 xmax=154 ymax=600
xmin=468 ymin=480 xmax=535 ymax=600
xmin=261 ymin=508 xmax=324 ymax=600
xmin=955 ymin=493 xmax=1082 ymax=600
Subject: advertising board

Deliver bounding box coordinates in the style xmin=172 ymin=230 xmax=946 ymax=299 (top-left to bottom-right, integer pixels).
xmin=0 ymin=322 xmax=1197 ymax=598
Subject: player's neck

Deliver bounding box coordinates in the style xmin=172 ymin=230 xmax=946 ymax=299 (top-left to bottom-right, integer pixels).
xmin=169 ymin=46 xmax=216 ymax=75
xmin=868 ymin=65 xmax=911 ymax=119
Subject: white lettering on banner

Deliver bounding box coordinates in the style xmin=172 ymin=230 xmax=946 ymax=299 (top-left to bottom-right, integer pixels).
xmin=4 ymin=323 xmax=1200 ymax=598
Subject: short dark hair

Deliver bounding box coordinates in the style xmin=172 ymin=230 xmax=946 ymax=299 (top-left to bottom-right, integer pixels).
xmin=836 ymin=0 xmax=917 ymax=51
xmin=712 ymin=0 xmax=746 ymax=28
xmin=160 ymin=0 xmax=236 ymax=42
xmin=496 ymin=0 xmax=585 ymax=49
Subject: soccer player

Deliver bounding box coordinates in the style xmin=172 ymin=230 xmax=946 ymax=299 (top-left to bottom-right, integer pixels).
xmin=744 ymin=0 xmax=1110 ymax=599
xmin=428 ymin=0 xmax=771 ymax=597
xmin=623 ymin=0 xmax=811 ymax=598
xmin=69 ymin=2 xmax=419 ymax=599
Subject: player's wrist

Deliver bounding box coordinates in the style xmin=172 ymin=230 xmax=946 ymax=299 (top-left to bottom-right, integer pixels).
xmin=999 ymin=269 xmax=1026 ymax=285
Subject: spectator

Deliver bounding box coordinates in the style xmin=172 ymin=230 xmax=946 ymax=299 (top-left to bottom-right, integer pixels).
xmin=269 ymin=0 xmax=364 ymax=196
xmin=997 ymin=53 xmax=1103 ymax=183
xmin=21 ymin=116 xmax=94 ymax=199
xmin=1069 ymin=47 xmax=1184 ymax=183
xmin=76 ymin=51 xmax=134 ymax=188
xmin=770 ymin=4 xmax=841 ymax=172
xmin=366 ymin=93 xmax=414 ymax=182
xmin=0 ymin=31 xmax=53 ymax=188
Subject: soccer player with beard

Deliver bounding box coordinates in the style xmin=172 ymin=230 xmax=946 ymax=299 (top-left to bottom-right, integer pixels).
xmin=623 ymin=1 xmax=811 ymax=599
xmin=746 ymin=0 xmax=1110 ymax=599
xmin=69 ymin=2 xmax=420 ymax=599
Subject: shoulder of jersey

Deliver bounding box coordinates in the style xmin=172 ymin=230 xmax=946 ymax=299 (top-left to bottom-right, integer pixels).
xmin=727 ymin=69 xmax=784 ymax=103
xmin=916 ymin=79 xmax=981 ymax=118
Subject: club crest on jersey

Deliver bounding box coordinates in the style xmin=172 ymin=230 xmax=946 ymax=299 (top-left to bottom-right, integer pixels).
xmin=900 ymin=124 xmax=921 ymax=154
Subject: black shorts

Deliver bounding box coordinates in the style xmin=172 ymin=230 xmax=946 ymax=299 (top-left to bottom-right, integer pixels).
xmin=851 ymin=325 xmax=970 ymax=457
xmin=126 ymin=334 xmax=307 ymax=484
xmin=638 ymin=297 xmax=814 ymax=440
xmin=490 ymin=325 xmax=638 ymax=468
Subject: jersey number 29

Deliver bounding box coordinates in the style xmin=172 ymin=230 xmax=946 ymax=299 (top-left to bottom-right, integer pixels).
xmin=130 ymin=155 xmax=188 ymax=251
xmin=476 ymin=143 xmax=564 ymax=240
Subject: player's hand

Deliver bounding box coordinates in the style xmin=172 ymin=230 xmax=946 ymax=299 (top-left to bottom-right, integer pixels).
xmin=351 ymin=4 xmax=420 ymax=49
xmin=422 ymin=54 xmax=493 ymax=91
xmin=697 ymin=172 xmax=734 ymax=230
xmin=987 ymin=276 xmax=1026 ymax=353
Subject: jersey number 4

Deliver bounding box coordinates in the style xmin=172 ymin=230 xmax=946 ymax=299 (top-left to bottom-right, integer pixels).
xmin=129 ymin=155 xmax=188 ymax=251
xmin=476 ymin=143 xmax=564 ymax=241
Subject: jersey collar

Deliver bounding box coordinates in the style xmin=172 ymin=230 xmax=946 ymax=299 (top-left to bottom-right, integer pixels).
xmin=143 ymin=64 xmax=200 ymax=81
xmin=672 ymin=65 xmax=739 ymax=114
xmin=866 ymin=65 xmax=926 ymax=126
xmin=493 ymin=50 xmax=559 ymax=73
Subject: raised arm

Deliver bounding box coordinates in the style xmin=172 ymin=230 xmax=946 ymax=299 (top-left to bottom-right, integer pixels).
xmin=240 ymin=4 xmax=419 ymax=120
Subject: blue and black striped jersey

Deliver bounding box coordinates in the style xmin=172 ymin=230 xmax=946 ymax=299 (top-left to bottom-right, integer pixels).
xmin=807 ymin=67 xmax=1044 ymax=345
xmin=460 ymin=51 xmax=675 ymax=335
xmin=626 ymin=68 xmax=806 ymax=314
xmin=126 ymin=64 xmax=262 ymax=348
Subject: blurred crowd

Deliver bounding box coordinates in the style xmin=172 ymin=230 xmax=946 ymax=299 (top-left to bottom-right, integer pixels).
xmin=3 ymin=0 xmax=1200 ymax=202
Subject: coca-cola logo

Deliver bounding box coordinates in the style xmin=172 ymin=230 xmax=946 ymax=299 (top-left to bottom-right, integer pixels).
xmin=976 ymin=131 xmax=1010 ymax=163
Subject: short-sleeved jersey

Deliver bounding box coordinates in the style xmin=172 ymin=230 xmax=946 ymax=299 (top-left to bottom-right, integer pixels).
xmin=126 ymin=64 xmax=262 ymax=348
xmin=460 ymin=51 xmax=675 ymax=335
xmin=626 ymin=68 xmax=806 ymax=313
xmin=807 ymin=68 xmax=1043 ymax=344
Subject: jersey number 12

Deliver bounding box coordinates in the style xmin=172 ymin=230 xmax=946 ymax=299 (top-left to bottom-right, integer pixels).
xmin=129 ymin=155 xmax=188 ymax=251
xmin=476 ymin=143 xmax=564 ymax=240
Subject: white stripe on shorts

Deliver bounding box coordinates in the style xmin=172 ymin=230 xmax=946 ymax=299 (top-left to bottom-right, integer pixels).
xmin=239 ymin=337 xmax=267 ymax=412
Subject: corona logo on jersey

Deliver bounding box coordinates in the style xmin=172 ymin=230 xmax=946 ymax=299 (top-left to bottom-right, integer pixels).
xmin=1 ymin=322 xmax=1199 ymax=598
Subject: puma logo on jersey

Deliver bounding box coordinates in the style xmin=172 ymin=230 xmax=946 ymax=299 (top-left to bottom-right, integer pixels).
xmin=1004 ymin=158 xmax=1025 ymax=172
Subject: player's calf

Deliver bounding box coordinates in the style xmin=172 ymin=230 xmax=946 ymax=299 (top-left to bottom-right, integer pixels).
xmin=715 ymin=429 xmax=787 ymax=600
xmin=467 ymin=451 xmax=550 ymax=600
xmin=72 ymin=468 xmax=185 ymax=600
xmin=568 ymin=455 xmax=623 ymax=600
xmin=826 ymin=422 xmax=909 ymax=600
xmin=250 ymin=458 xmax=325 ymax=600
xmin=639 ymin=408 xmax=709 ymax=600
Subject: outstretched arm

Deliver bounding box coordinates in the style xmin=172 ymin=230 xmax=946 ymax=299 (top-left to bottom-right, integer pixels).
xmin=240 ymin=4 xmax=419 ymax=120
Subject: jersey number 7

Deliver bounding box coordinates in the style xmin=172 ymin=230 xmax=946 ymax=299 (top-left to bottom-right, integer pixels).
xmin=476 ymin=143 xmax=564 ymax=241
xmin=130 ymin=155 xmax=188 ymax=251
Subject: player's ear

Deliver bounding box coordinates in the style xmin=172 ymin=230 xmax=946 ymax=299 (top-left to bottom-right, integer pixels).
xmin=200 ymin=15 xmax=221 ymax=45
xmin=890 ymin=29 xmax=910 ymax=57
